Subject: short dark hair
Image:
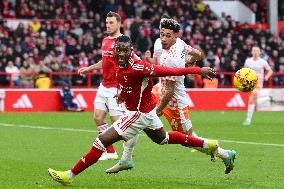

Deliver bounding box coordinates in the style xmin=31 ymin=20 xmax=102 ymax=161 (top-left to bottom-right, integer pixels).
xmin=116 ymin=35 xmax=132 ymax=45
xmin=39 ymin=70 xmax=46 ymax=75
xmin=160 ymin=18 xmax=180 ymax=33
xmin=107 ymin=11 xmax=121 ymax=23
xmin=161 ymin=14 xmax=171 ymax=20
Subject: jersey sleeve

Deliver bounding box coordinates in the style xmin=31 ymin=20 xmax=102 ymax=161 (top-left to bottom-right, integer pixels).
xmin=184 ymin=44 xmax=193 ymax=54
xmin=129 ymin=59 xmax=202 ymax=77
xmin=263 ymin=60 xmax=271 ymax=71
xmin=131 ymin=51 xmax=141 ymax=61
xmin=153 ymin=39 xmax=162 ymax=58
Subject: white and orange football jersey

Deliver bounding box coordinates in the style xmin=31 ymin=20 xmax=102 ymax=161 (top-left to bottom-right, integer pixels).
xmin=158 ymin=39 xmax=193 ymax=110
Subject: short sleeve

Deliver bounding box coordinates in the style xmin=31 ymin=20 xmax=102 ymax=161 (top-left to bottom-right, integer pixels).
xmin=263 ymin=60 xmax=271 ymax=71
xmin=184 ymin=44 xmax=193 ymax=54
xmin=153 ymin=38 xmax=162 ymax=58
xmin=131 ymin=51 xmax=141 ymax=61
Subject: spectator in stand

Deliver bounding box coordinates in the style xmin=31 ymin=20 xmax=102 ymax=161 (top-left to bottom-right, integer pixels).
xmin=20 ymin=36 xmax=35 ymax=53
xmin=29 ymin=18 xmax=41 ymax=33
xmin=6 ymin=47 xmax=14 ymax=62
xmin=204 ymin=51 xmax=220 ymax=71
xmin=38 ymin=60 xmax=52 ymax=73
xmin=135 ymin=31 xmax=152 ymax=55
xmin=0 ymin=61 xmax=8 ymax=86
xmin=279 ymin=1 xmax=284 ymax=20
xmin=20 ymin=60 xmax=34 ymax=87
xmin=78 ymin=52 xmax=89 ymax=68
xmin=122 ymin=0 xmax=135 ymax=18
xmin=0 ymin=0 xmax=282 ymax=89
xmin=35 ymin=71 xmax=51 ymax=89
xmin=129 ymin=16 xmax=142 ymax=43
xmin=58 ymin=59 xmax=73 ymax=85
xmin=5 ymin=61 xmax=22 ymax=86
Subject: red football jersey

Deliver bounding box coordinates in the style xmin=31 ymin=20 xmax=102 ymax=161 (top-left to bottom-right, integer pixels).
xmin=116 ymin=54 xmax=201 ymax=113
xmin=101 ymin=37 xmax=118 ymax=88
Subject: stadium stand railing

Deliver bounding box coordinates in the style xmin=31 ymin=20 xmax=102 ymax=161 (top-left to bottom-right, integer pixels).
xmin=0 ymin=72 xmax=283 ymax=89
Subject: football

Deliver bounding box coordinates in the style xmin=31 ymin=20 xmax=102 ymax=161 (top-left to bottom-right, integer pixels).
xmin=233 ymin=68 xmax=258 ymax=92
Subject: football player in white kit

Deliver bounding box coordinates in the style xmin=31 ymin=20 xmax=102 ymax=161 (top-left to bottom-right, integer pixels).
xmin=243 ymin=46 xmax=273 ymax=126
xmin=106 ymin=17 xmax=236 ymax=174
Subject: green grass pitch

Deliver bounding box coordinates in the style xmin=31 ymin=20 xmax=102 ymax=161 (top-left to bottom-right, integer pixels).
xmin=0 ymin=111 xmax=283 ymax=189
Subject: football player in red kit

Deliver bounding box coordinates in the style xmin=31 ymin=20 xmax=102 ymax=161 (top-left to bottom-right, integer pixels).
xmin=78 ymin=11 xmax=137 ymax=160
xmin=48 ymin=35 xmax=218 ymax=185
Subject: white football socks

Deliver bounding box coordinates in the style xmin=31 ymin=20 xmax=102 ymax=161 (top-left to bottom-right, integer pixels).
xmin=66 ymin=170 xmax=75 ymax=179
xmin=121 ymin=134 xmax=139 ymax=162
xmin=246 ymin=104 xmax=255 ymax=122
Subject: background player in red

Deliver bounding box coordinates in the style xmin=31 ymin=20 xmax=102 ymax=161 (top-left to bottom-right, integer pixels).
xmin=48 ymin=35 xmax=219 ymax=185
xmin=78 ymin=12 xmax=138 ymax=160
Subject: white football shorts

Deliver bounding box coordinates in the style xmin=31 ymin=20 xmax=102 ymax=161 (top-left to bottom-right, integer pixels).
xmin=94 ymin=84 xmax=124 ymax=116
xmin=113 ymin=107 xmax=164 ymax=140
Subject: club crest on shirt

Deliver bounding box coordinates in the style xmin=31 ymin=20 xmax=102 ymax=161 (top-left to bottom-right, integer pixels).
xmin=119 ymin=84 xmax=133 ymax=94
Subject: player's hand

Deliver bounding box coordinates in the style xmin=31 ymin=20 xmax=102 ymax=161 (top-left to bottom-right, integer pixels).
xmin=145 ymin=50 xmax=151 ymax=60
xmin=78 ymin=67 xmax=89 ymax=76
xmin=156 ymin=108 xmax=163 ymax=117
xmin=201 ymin=67 xmax=216 ymax=80
xmin=114 ymin=94 xmax=125 ymax=104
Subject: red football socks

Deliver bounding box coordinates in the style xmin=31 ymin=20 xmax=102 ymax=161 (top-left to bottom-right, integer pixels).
xmin=71 ymin=147 xmax=103 ymax=175
xmin=168 ymin=131 xmax=204 ymax=147
xmin=106 ymin=145 xmax=116 ymax=153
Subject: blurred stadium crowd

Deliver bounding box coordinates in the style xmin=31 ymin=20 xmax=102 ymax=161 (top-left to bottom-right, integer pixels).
xmin=0 ymin=0 xmax=283 ymax=87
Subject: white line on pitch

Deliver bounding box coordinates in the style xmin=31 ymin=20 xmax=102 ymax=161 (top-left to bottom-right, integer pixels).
xmin=1 ymin=123 xmax=284 ymax=147
xmin=218 ymin=139 xmax=284 ymax=147
xmin=0 ymin=123 xmax=97 ymax=133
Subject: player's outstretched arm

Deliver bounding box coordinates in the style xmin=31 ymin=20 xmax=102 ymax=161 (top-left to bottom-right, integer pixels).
xmin=151 ymin=64 xmax=215 ymax=78
xmin=78 ymin=60 xmax=102 ymax=76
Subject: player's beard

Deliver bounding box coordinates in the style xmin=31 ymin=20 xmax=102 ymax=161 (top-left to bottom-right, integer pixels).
xmin=108 ymin=28 xmax=119 ymax=37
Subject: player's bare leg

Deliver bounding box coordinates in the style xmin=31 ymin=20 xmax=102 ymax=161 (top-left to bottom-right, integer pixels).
xmin=48 ymin=127 xmax=123 ymax=185
xmin=94 ymin=109 xmax=118 ymax=160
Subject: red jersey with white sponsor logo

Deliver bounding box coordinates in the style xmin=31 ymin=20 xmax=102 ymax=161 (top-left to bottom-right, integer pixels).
xmin=116 ymin=54 xmax=201 ymax=113
xmin=101 ymin=37 xmax=118 ymax=88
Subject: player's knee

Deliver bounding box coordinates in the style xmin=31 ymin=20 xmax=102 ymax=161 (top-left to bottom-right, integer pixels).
xmin=149 ymin=136 xmax=166 ymax=145
xmin=94 ymin=112 xmax=104 ymax=125
xmin=159 ymin=132 xmax=169 ymax=145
